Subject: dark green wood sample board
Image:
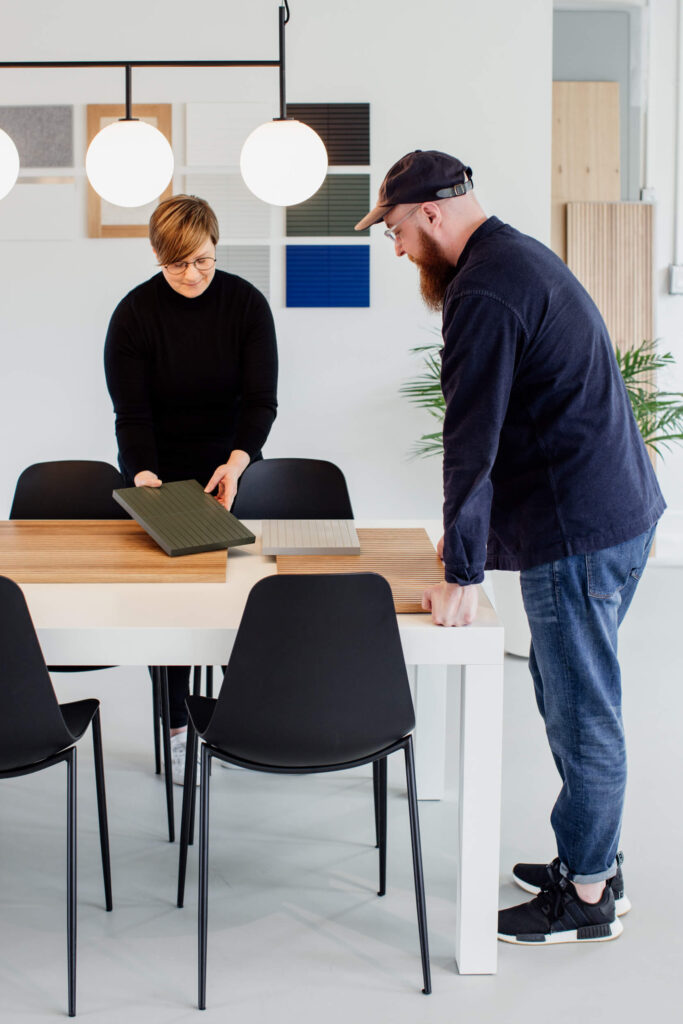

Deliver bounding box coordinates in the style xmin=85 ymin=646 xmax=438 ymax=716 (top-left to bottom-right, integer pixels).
xmin=113 ymin=479 xmax=256 ymax=557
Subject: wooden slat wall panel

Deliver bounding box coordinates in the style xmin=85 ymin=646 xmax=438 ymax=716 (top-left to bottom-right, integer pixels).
xmin=286 ymin=104 xmax=370 ymax=165
xmin=552 ymin=82 xmax=620 ymax=259
xmin=566 ymin=201 xmax=653 ymax=353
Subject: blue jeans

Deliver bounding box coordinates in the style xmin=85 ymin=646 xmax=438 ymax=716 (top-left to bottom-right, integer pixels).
xmin=519 ymin=526 xmax=656 ymax=883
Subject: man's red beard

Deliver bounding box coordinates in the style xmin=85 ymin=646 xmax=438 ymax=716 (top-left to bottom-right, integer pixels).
xmin=409 ymin=228 xmax=457 ymax=311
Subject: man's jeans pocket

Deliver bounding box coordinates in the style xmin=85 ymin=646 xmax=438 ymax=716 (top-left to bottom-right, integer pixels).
xmin=585 ymin=528 xmax=655 ymax=599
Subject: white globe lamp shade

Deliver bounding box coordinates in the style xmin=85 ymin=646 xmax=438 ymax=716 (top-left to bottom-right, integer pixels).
xmin=0 ymin=128 xmax=20 ymax=200
xmin=240 ymin=119 xmax=328 ymax=206
xmin=86 ymin=119 xmax=174 ymax=207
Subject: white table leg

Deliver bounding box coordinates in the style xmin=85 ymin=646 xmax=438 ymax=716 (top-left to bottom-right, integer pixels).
xmin=413 ymin=664 xmax=447 ymax=800
xmin=455 ymin=662 xmax=504 ymax=975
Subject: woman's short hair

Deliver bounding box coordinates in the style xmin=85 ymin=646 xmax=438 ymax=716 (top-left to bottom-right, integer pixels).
xmin=149 ymin=194 xmax=219 ymax=266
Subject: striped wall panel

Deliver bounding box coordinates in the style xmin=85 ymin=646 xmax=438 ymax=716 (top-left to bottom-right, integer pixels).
xmin=287 ymin=174 xmax=370 ymax=236
xmin=566 ymin=201 xmax=653 ymax=353
xmin=286 ymin=245 xmax=369 ymax=307
xmin=185 ymin=173 xmax=270 ymax=239
xmin=286 ymin=104 xmax=370 ymax=165
xmin=216 ymin=245 xmax=270 ymax=299
xmin=185 ymin=102 xmax=272 ymax=165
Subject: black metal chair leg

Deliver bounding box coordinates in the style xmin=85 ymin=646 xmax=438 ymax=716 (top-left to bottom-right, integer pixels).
xmin=188 ymin=727 xmax=198 ymax=846
xmin=91 ymin=708 xmax=113 ymax=911
xmin=198 ymin=744 xmax=211 ymax=1010
xmin=373 ymin=760 xmax=380 ymax=848
xmin=192 ymin=666 xmax=202 ymax=697
xmin=404 ymin=737 xmax=431 ymax=995
xmin=66 ymin=747 xmax=77 ymax=1017
xmin=377 ymin=757 xmax=387 ymax=896
xmin=152 ymin=672 xmax=161 ymax=774
xmin=159 ymin=668 xmax=175 ymax=842
xmin=177 ymin=724 xmax=198 ymax=907
xmin=205 ymin=665 xmax=214 ymax=699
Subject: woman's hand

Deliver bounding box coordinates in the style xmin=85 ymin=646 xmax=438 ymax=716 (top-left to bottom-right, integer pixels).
xmin=205 ymin=450 xmax=250 ymax=511
xmin=134 ymin=470 xmax=162 ymax=487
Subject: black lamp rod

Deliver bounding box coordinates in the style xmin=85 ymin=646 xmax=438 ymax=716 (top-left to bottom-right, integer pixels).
xmin=0 ymin=60 xmax=280 ymax=68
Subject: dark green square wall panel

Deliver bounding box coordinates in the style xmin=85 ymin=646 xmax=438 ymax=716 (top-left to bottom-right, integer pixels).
xmin=286 ymin=103 xmax=369 ymax=165
xmin=287 ymin=175 xmax=370 ymax=236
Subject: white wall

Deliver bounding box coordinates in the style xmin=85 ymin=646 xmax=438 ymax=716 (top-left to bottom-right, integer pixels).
xmin=646 ymin=0 xmax=683 ymax=555
xmin=0 ymin=0 xmax=553 ymax=519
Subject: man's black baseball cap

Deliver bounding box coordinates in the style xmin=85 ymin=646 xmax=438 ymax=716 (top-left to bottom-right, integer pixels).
xmin=354 ymin=150 xmax=473 ymax=231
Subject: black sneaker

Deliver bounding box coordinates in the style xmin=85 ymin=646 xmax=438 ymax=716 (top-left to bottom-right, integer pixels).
xmin=498 ymin=877 xmax=623 ymax=945
xmin=512 ymin=852 xmax=631 ymax=916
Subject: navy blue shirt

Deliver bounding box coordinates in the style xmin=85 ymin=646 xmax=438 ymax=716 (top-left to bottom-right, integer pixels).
xmin=441 ymin=217 xmax=665 ymax=585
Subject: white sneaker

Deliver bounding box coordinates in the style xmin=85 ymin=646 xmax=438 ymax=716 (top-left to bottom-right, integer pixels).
xmin=169 ymin=733 xmax=200 ymax=787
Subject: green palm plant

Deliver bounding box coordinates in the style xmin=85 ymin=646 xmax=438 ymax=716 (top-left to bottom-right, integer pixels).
xmin=401 ymin=335 xmax=683 ymax=458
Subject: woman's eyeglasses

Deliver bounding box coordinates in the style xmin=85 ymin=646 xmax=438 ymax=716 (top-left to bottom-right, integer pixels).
xmin=161 ymin=256 xmax=216 ymax=276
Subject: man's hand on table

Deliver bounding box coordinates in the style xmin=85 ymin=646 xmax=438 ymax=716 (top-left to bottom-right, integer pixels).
xmin=422 ymin=581 xmax=479 ymax=627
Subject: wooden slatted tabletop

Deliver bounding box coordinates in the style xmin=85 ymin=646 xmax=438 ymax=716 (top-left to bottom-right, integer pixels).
xmin=0 ymin=520 xmax=228 ymax=583
xmin=277 ymin=528 xmax=444 ymax=612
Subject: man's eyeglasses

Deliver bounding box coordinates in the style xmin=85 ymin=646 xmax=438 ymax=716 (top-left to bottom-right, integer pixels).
xmin=384 ymin=205 xmax=421 ymax=242
xmin=161 ymin=256 xmax=216 ymax=276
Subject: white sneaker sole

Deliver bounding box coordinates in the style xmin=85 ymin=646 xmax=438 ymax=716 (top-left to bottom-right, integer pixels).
xmin=498 ymin=918 xmax=624 ymax=945
xmin=512 ymin=874 xmax=631 ymax=916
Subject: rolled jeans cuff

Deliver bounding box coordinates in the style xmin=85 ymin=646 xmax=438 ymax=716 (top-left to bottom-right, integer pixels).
xmin=559 ymin=859 xmax=618 ymax=885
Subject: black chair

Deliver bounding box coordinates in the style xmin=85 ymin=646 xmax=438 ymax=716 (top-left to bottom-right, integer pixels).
xmin=233 ymin=458 xmax=390 ymax=842
xmin=0 ymin=575 xmax=112 ymax=1018
xmin=177 ymin=573 xmax=431 ymax=1005
xmin=9 ymin=460 xmax=176 ymax=841
xmin=232 ymin=457 xmax=354 ymax=519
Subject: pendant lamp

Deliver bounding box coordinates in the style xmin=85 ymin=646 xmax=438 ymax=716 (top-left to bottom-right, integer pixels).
xmin=0 ymin=128 xmax=20 ymax=200
xmin=241 ymin=3 xmax=327 ymax=205
xmin=85 ymin=66 xmax=174 ymax=207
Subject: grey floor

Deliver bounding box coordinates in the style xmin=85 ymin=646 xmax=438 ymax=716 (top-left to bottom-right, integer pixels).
xmin=1 ymin=564 xmax=682 ymax=1023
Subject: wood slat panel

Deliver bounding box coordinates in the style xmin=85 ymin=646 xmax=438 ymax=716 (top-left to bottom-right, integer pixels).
xmin=277 ymin=528 xmax=443 ymax=613
xmin=0 ymin=521 xmax=227 ymax=583
xmin=566 ymin=201 xmax=654 ymax=353
xmin=552 ymin=82 xmax=620 ymax=259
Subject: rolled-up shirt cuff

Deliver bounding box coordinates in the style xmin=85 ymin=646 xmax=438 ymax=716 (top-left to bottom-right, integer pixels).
xmin=444 ymin=565 xmax=485 ymax=586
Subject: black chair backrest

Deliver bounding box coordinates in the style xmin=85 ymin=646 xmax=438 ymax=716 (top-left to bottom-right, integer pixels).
xmin=10 ymin=460 xmax=128 ymax=520
xmin=0 ymin=576 xmax=74 ymax=771
xmin=202 ymin=573 xmax=415 ymax=768
xmin=232 ymin=458 xmax=353 ymax=520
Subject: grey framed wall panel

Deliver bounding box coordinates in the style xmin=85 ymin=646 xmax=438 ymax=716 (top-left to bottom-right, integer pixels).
xmin=286 ymin=104 xmax=369 ymax=165
xmin=0 ymin=106 xmax=73 ymax=167
xmin=287 ymin=175 xmax=370 ymax=236
xmin=185 ymin=173 xmax=270 ymax=239
xmin=216 ymin=245 xmax=270 ymax=299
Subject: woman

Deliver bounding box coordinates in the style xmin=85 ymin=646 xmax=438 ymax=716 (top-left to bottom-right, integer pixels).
xmin=104 ymin=194 xmax=278 ymax=782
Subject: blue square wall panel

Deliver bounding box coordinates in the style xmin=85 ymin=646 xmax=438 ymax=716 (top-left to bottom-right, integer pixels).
xmin=286 ymin=245 xmax=369 ymax=307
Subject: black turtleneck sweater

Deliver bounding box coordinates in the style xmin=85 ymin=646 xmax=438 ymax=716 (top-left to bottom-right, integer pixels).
xmin=104 ymin=270 xmax=278 ymax=486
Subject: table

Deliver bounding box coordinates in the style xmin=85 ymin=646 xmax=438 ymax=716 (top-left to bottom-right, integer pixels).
xmin=12 ymin=518 xmax=504 ymax=975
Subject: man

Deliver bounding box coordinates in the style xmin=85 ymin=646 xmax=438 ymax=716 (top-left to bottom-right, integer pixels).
xmin=355 ymin=150 xmax=664 ymax=945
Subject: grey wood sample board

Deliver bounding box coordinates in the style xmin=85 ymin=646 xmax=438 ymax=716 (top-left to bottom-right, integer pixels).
xmin=113 ymin=479 xmax=255 ymax=557
xmin=261 ymin=519 xmax=360 ymax=556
